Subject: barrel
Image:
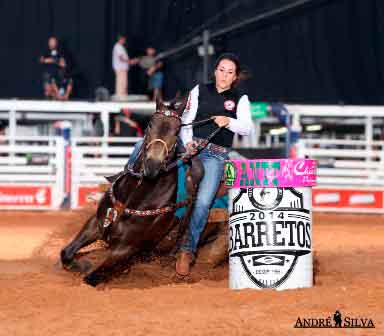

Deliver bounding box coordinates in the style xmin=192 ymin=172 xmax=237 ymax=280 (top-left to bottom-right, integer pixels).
xmin=224 ymin=159 xmax=317 ymax=290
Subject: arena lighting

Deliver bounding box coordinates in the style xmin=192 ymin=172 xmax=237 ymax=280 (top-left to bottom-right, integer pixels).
xmin=270 ymin=127 xmax=287 ymax=135
xmin=305 ymin=124 xmax=323 ymax=132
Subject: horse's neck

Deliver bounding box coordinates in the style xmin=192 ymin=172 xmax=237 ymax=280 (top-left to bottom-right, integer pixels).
xmin=116 ymin=170 xmax=177 ymax=208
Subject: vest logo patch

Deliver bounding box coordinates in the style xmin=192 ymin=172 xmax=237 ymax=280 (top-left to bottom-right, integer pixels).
xmin=224 ymin=100 xmax=236 ymax=111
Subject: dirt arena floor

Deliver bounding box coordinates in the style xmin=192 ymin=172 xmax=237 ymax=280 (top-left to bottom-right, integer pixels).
xmin=0 ymin=210 xmax=383 ymax=336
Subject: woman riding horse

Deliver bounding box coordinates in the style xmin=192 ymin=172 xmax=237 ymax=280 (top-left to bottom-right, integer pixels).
xmin=61 ymin=53 xmax=252 ymax=285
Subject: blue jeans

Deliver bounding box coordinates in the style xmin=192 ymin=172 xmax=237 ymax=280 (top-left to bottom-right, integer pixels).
xmin=180 ymin=147 xmax=228 ymax=253
xmin=126 ymin=140 xmax=143 ymax=167
xmin=149 ymin=72 xmax=164 ymax=89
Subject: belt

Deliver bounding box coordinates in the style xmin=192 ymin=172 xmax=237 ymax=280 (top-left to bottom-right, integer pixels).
xmin=194 ymin=137 xmax=229 ymax=154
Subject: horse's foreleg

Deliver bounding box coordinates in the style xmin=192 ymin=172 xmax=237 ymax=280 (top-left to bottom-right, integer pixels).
xmin=83 ymin=245 xmax=137 ymax=287
xmin=60 ymin=214 xmax=101 ymax=273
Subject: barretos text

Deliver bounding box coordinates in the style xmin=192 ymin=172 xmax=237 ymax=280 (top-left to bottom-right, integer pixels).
xmin=229 ymin=216 xmax=311 ymax=253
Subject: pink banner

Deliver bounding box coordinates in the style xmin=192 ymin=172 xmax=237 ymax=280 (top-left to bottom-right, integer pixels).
xmin=224 ymin=159 xmax=316 ymax=188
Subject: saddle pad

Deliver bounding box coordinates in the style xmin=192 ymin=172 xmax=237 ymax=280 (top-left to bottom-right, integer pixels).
xmin=175 ymin=163 xmax=228 ymax=219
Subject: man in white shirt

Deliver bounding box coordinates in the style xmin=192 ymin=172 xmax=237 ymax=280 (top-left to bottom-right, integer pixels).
xmin=112 ymin=35 xmax=135 ymax=98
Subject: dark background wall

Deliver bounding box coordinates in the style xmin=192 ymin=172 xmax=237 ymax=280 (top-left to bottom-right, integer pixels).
xmin=0 ymin=0 xmax=383 ymax=104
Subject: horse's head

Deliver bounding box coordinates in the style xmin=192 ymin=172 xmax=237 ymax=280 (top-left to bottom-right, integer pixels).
xmin=143 ymin=97 xmax=187 ymax=179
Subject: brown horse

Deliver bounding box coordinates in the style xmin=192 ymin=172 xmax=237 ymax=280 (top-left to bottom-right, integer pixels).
xmin=60 ymin=98 xmax=206 ymax=287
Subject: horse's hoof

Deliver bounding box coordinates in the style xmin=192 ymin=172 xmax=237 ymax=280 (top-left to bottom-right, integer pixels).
xmin=83 ymin=273 xmax=103 ymax=287
xmin=60 ymin=250 xmax=72 ymax=266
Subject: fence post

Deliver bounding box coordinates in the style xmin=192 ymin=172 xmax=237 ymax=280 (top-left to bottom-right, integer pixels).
xmin=70 ymin=139 xmax=78 ymax=209
xmin=365 ymin=116 xmax=373 ymax=164
xmin=55 ymin=137 xmax=66 ymax=209
xmin=9 ymin=109 xmax=16 ymax=160
xmin=296 ymin=139 xmax=305 ymax=158
xmin=101 ymin=109 xmax=109 ymax=160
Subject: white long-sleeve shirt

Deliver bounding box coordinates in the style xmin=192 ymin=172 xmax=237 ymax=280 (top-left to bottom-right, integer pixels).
xmin=180 ymin=84 xmax=252 ymax=145
xmin=112 ymin=43 xmax=129 ymax=71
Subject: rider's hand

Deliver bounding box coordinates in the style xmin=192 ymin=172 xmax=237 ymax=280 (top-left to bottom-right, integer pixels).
xmin=213 ymin=116 xmax=230 ymax=128
xmin=186 ymin=141 xmax=198 ymax=155
xmin=147 ymin=66 xmax=156 ymax=76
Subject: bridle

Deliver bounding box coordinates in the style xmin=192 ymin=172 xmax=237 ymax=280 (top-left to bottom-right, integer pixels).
xmin=143 ymin=108 xmax=184 ymax=171
xmin=146 ymin=138 xmax=170 ymax=158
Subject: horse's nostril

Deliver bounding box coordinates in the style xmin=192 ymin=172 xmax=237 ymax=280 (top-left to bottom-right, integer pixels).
xmin=144 ymin=158 xmax=162 ymax=178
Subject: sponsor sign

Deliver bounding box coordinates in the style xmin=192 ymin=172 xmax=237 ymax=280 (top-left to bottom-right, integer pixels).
xmin=0 ymin=185 xmax=52 ymax=207
xmin=77 ymin=185 xmax=101 ymax=207
xmin=313 ymin=188 xmax=383 ymax=209
xmin=227 ymin=159 xmax=316 ymax=188
xmin=250 ymin=102 xmax=269 ymax=120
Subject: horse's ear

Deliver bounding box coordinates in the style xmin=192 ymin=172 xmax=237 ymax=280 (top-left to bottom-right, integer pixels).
xmin=171 ymin=95 xmax=188 ymax=113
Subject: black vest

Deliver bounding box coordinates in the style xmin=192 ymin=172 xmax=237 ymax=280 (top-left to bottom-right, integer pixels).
xmin=193 ymin=83 xmax=241 ymax=148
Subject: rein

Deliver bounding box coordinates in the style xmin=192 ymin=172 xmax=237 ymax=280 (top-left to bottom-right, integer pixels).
xmin=164 ymin=126 xmax=222 ymax=171
xmin=181 ymin=117 xmax=214 ymax=127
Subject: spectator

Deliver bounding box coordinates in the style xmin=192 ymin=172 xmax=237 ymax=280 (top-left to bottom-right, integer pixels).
xmin=139 ymin=47 xmax=164 ymax=101
xmin=40 ymin=36 xmax=64 ymax=99
xmin=112 ymin=35 xmax=138 ymax=98
xmin=113 ymin=108 xmax=143 ymax=137
xmin=92 ymin=113 xmax=104 ymax=137
xmin=146 ymin=47 xmax=164 ymax=101
xmin=0 ymin=121 xmax=6 ymax=144
xmin=51 ymin=58 xmax=73 ymax=100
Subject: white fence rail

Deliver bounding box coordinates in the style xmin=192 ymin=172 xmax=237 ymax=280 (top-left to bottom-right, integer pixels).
xmin=0 ymin=102 xmax=383 ymax=212
xmin=71 ymin=136 xmax=142 ymax=208
xmin=0 ymin=99 xmax=154 ymax=138
xmin=296 ymin=123 xmax=384 ymax=213
xmin=298 ymin=139 xmax=384 ymax=186
xmin=0 ymin=136 xmax=65 ymax=209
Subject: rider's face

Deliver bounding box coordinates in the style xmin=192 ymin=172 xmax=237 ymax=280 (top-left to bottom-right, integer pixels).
xmin=48 ymin=37 xmax=57 ymax=50
xmin=214 ymin=59 xmax=237 ymax=92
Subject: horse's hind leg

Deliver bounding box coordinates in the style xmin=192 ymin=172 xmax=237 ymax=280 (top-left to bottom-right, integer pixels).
xmin=83 ymin=245 xmax=137 ymax=287
xmin=60 ymin=214 xmax=101 ymax=273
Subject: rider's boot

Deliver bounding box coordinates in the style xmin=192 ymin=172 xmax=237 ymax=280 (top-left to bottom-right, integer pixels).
xmin=175 ymin=251 xmax=194 ymax=276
